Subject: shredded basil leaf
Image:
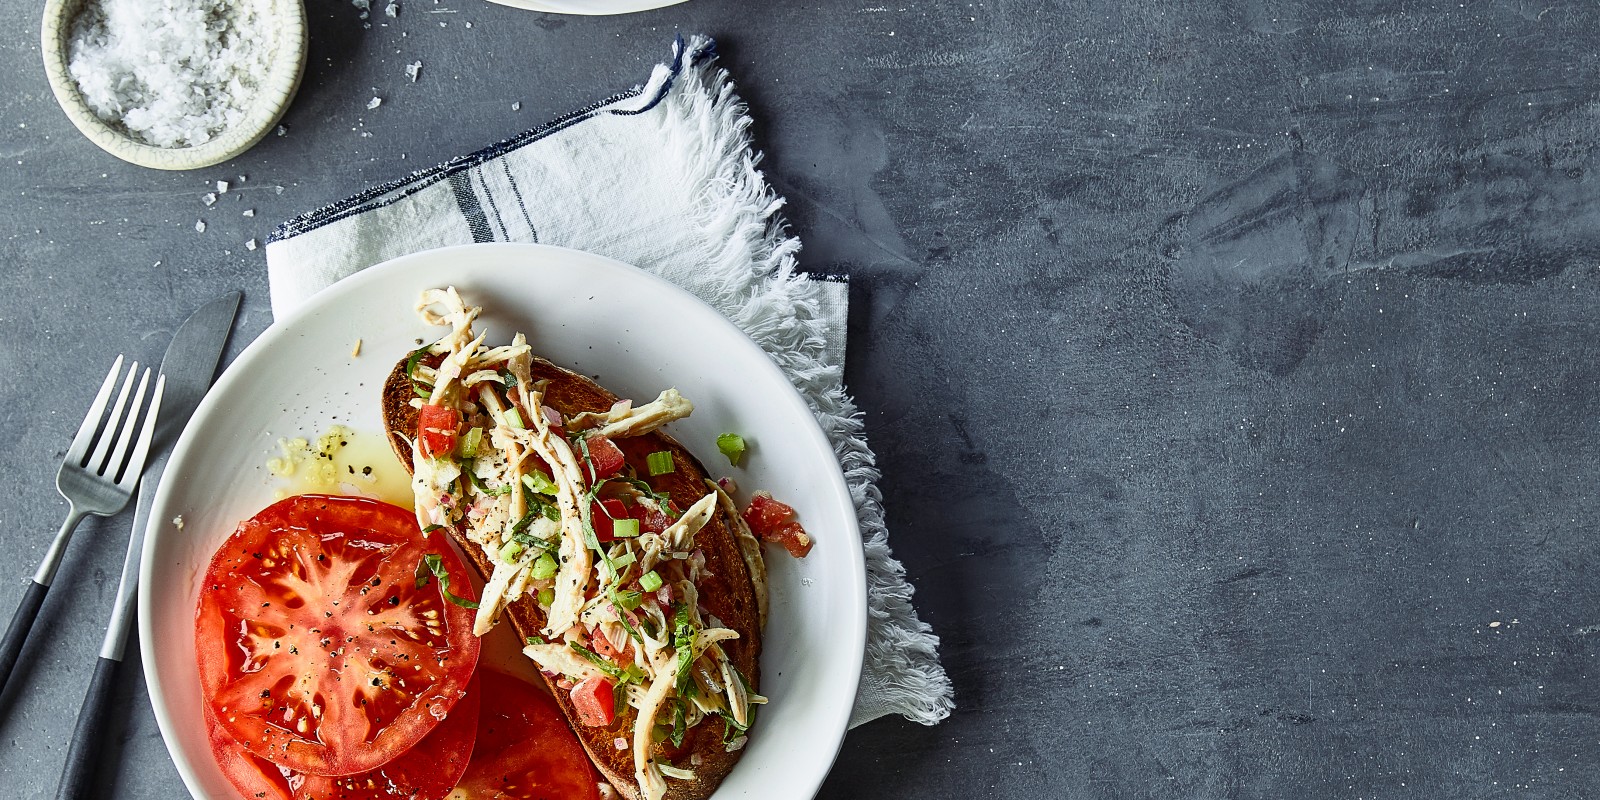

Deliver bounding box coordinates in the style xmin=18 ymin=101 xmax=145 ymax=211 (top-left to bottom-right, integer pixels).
xmin=525 ymin=634 xmax=545 ymax=646
xmin=670 ymin=698 xmax=688 ymax=747
xmin=465 ymin=463 xmax=514 ymax=496
xmin=414 ymin=554 xmax=479 ymax=609
xmin=405 ymin=348 xmax=434 ymax=398
xmin=672 ymin=603 xmax=699 ymax=696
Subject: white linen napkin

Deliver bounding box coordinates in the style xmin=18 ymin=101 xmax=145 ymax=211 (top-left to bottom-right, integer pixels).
xmin=264 ymin=35 xmax=952 ymax=728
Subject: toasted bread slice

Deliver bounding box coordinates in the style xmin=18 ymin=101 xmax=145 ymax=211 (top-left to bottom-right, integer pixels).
xmin=382 ymin=351 xmax=760 ymax=800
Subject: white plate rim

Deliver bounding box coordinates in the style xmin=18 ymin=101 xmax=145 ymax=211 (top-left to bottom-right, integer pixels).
xmin=138 ymin=242 xmax=866 ymax=799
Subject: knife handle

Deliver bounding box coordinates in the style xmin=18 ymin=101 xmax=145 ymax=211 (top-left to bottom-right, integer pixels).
xmin=56 ymin=656 xmax=119 ymax=800
xmin=0 ymin=579 xmax=48 ymax=695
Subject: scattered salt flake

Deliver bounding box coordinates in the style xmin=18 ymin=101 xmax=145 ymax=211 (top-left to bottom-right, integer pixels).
xmin=236 ymin=174 xmax=246 ymax=183
xmin=464 ymin=20 xmax=472 ymax=27
xmin=511 ymin=101 xmax=521 ymax=111
xmin=172 ymin=515 xmax=184 ymax=530
xmin=276 ymin=125 xmax=288 ymax=137
xmin=152 ymin=260 xmax=161 ymax=267
xmin=242 ymin=209 xmax=255 ymax=217
xmin=245 ymin=239 xmax=257 ymax=251
xmin=274 ymin=185 xmax=284 ymax=194
xmin=352 ymin=0 xmax=369 ymax=8
xmin=201 ymin=192 xmax=217 ymax=206
xmin=385 ymin=2 xmax=398 ymax=16
xmin=1489 ymin=621 xmax=1502 ymax=628
xmin=367 ymin=96 xmax=382 ymax=109
xmin=405 ymin=61 xmax=422 ymax=81
xmin=194 ymin=219 xmax=206 ymax=233
xmin=216 ymin=180 xmax=229 ymax=193
xmin=359 ymin=10 xmax=368 ymax=18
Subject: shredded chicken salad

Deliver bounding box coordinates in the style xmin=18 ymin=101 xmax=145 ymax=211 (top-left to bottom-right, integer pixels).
xmin=402 ymin=288 xmax=772 ymax=800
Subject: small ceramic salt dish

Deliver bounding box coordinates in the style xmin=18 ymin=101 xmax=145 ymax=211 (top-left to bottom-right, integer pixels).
xmin=40 ymin=0 xmax=306 ymax=171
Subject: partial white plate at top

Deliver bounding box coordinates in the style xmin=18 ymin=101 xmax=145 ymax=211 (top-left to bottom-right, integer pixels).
xmin=139 ymin=242 xmax=866 ymax=799
xmin=483 ymin=0 xmax=688 ymax=14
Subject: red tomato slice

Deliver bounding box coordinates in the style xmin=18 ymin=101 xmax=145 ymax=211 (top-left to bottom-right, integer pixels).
xmin=569 ymin=675 xmax=616 ymax=728
xmin=419 ymin=404 xmax=462 ymax=459
xmin=196 ymin=495 xmax=481 ymax=776
xmin=584 ymin=434 xmax=625 ymax=479
xmin=590 ymin=630 xmax=634 ymax=666
xmin=447 ymin=670 xmax=601 ymax=800
xmin=209 ymin=678 xmax=481 ymax=800
xmin=589 ymin=498 xmax=630 ymax=543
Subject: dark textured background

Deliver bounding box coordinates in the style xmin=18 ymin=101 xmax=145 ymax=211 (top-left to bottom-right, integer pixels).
xmin=3 ymin=0 xmax=1599 ymax=797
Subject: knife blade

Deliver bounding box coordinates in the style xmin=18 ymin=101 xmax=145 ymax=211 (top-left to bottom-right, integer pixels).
xmin=101 ymin=291 xmax=240 ymax=661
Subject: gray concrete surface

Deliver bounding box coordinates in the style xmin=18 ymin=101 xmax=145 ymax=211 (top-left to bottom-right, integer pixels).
xmin=5 ymin=0 xmax=1600 ymax=797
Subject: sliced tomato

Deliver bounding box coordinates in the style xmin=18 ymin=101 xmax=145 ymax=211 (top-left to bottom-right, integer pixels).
xmin=569 ymin=675 xmax=615 ymax=727
xmin=447 ymin=670 xmax=601 ymax=800
xmin=589 ymin=498 xmax=630 ymax=543
xmin=209 ymin=679 xmax=481 ymax=800
xmin=419 ymin=404 xmax=462 ymax=459
xmin=584 ymin=434 xmax=625 ymax=479
xmin=196 ymin=495 xmax=481 ymax=776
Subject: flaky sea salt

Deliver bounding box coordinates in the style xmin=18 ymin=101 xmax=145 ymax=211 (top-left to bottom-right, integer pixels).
xmin=216 ymin=180 xmax=229 ymax=193
xmin=245 ymin=239 xmax=257 ymax=251
xmin=405 ymin=61 xmax=422 ymax=82
xmin=67 ymin=0 xmax=273 ymax=148
xmin=201 ymin=192 xmax=217 ymax=206
xmin=195 ymin=219 xmax=206 ymax=233
xmin=367 ymin=96 xmax=382 ymax=110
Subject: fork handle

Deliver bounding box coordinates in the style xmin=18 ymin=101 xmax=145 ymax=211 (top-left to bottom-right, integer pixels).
xmin=0 ymin=580 xmax=48 ymax=694
xmin=55 ymin=656 xmax=118 ymax=800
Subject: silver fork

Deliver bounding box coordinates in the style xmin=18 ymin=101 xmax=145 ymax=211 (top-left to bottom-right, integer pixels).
xmin=0 ymin=355 xmax=164 ymax=695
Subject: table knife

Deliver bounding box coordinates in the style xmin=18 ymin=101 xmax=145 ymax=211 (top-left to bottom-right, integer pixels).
xmin=55 ymin=292 xmax=240 ymax=800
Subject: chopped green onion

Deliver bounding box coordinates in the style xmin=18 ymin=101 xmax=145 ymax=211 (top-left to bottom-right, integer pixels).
xmin=455 ymin=427 xmax=483 ymax=459
xmin=531 ymin=552 xmax=558 ymax=580
xmin=522 ymin=470 xmax=558 ymax=496
xmin=646 ymin=450 xmax=676 ymax=476
xmin=639 ymin=570 xmax=663 ymax=593
xmin=612 ymin=518 xmax=640 ymax=539
xmin=536 ymin=587 xmax=554 ymax=607
xmin=612 ymin=551 xmax=637 ymax=569
xmin=505 ymin=406 xmax=525 ymax=429
xmin=612 ymin=589 xmax=644 ymax=611
xmin=420 ymin=524 xmax=443 ymax=535
xmin=498 ymin=540 xmax=523 ymax=563
xmin=414 ymin=554 xmax=479 ymax=609
xmin=525 ymin=635 xmax=545 ymax=646
xmin=716 ymin=433 xmax=746 ymax=466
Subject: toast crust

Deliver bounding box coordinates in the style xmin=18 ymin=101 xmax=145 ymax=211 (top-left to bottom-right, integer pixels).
xmin=383 ymin=351 xmax=760 ymax=800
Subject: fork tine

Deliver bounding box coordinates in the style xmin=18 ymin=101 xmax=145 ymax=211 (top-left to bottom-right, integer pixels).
xmin=116 ymin=372 xmax=164 ymax=489
xmin=87 ymin=361 xmax=139 ymax=474
xmin=104 ymin=367 xmax=151 ymax=484
xmin=66 ymin=355 xmax=124 ymax=466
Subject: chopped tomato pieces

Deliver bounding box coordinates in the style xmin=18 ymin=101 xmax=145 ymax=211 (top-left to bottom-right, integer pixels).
xmin=638 ymin=504 xmax=672 ymax=534
xmin=570 ymin=675 xmax=616 ymax=727
xmin=590 ymin=630 xmax=635 ymax=666
xmin=418 ymin=403 xmax=462 ymax=458
xmin=590 ymin=498 xmax=630 ymax=543
xmin=743 ymin=492 xmax=813 ymax=557
xmin=585 ymin=434 xmax=626 ymax=478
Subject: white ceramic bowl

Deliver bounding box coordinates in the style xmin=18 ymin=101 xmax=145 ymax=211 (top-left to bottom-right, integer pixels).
xmin=40 ymin=0 xmax=307 ymax=170
xmin=139 ymin=243 xmax=866 ymax=798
